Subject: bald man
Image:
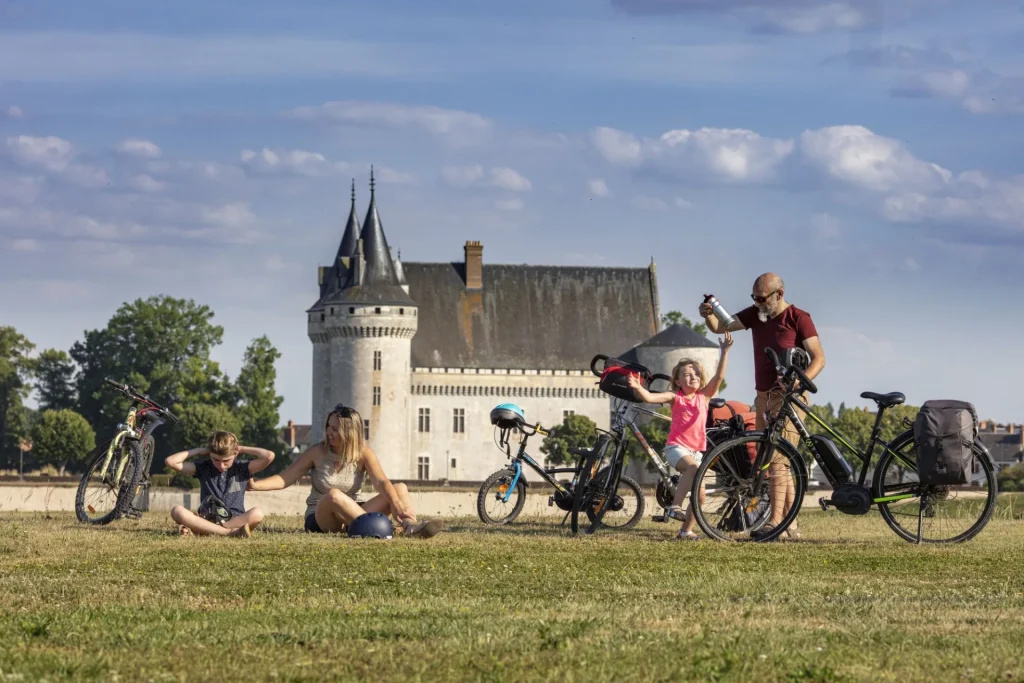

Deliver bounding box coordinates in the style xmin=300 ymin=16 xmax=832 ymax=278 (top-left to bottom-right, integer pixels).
xmin=698 ymin=273 xmax=825 ymax=540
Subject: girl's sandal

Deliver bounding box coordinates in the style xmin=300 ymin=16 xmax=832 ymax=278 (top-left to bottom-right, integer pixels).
xmin=675 ymin=530 xmax=700 ymax=541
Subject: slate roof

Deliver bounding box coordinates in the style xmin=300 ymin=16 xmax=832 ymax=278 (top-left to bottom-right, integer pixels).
xmin=617 ymin=323 xmax=716 ymax=364
xmin=402 ymin=262 xmax=659 ymax=370
xmin=318 ymin=180 xmax=361 ymax=300
xmin=980 ymin=432 xmax=1024 ymax=465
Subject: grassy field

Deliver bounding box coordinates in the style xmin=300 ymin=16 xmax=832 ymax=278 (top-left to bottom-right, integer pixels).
xmin=3 ymin=502 xmax=1024 ymax=682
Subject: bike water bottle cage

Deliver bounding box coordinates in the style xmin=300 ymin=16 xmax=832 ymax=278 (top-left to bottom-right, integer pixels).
xmin=490 ymin=403 xmax=526 ymax=430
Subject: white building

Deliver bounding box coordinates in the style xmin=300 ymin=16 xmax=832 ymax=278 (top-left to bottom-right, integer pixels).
xmin=306 ymin=173 xmax=720 ymax=483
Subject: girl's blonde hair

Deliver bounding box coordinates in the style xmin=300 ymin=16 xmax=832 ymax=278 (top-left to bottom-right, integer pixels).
xmin=672 ymin=358 xmax=707 ymax=390
xmin=323 ymin=403 xmax=364 ymax=469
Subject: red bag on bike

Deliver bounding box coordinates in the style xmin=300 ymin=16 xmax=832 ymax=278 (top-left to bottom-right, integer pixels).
xmin=597 ymin=357 xmax=652 ymax=403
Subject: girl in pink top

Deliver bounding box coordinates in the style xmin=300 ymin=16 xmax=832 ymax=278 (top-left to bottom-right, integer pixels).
xmin=628 ymin=331 xmax=733 ymax=540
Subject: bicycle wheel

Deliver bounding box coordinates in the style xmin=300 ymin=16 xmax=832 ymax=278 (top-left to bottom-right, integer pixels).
xmin=586 ymin=468 xmax=645 ymax=529
xmin=75 ymin=438 xmax=143 ymax=525
xmin=477 ymin=468 xmax=527 ymax=524
xmin=874 ymin=429 xmax=997 ymax=543
xmin=691 ymin=433 xmax=805 ymax=542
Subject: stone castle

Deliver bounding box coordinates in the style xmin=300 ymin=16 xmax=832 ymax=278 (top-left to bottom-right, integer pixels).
xmin=304 ymin=173 xmax=723 ymax=482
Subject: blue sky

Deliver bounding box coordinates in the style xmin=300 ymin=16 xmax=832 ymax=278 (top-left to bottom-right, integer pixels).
xmin=1 ymin=0 xmax=1023 ymax=426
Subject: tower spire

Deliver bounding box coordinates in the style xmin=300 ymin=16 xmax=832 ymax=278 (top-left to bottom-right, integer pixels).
xmin=370 ymin=164 xmax=375 ymax=195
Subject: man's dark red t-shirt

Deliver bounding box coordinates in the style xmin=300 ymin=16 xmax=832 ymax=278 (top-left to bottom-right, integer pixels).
xmin=735 ymin=304 xmax=818 ymax=392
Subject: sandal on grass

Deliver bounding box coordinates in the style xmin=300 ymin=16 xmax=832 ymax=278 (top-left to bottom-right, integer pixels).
xmin=675 ymin=530 xmax=700 ymax=541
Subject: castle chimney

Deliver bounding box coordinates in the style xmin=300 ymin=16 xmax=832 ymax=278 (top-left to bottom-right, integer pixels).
xmin=464 ymin=240 xmax=483 ymax=290
xmin=287 ymin=419 xmax=296 ymax=448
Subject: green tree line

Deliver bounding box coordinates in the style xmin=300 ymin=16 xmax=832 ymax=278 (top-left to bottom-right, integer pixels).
xmin=0 ymin=295 xmax=286 ymax=478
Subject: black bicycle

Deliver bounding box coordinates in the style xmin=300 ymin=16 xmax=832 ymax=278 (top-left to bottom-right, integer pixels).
xmin=75 ymin=378 xmax=178 ymax=525
xmin=690 ymin=348 xmax=998 ymax=544
xmin=478 ymin=408 xmax=645 ymax=529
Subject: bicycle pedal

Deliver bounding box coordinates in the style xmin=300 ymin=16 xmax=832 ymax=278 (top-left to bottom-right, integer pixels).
xmin=547 ymin=496 xmax=554 ymax=507
xmin=651 ymin=515 xmax=669 ymax=523
xmin=818 ymin=497 xmax=831 ymax=512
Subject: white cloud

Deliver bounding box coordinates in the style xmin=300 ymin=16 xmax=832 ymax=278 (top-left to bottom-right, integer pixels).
xmin=240 ymin=147 xmax=334 ymax=177
xmin=6 ymin=135 xmax=73 ymax=172
xmin=494 ymin=198 xmax=524 ymax=212
xmin=4 ymin=105 xmax=23 ymax=120
xmin=6 ymin=238 xmax=43 ymax=252
xmin=442 ymin=164 xmax=531 ymax=191
xmin=373 ymin=165 xmax=417 ymax=185
xmin=674 ymin=197 xmax=693 ymax=209
xmin=587 ymin=178 xmax=611 ymax=198
xmin=903 ymin=257 xmax=921 ymax=272
xmin=799 ymin=126 xmax=951 ymax=193
xmin=758 ymin=2 xmax=866 ymax=34
xmin=632 ymin=195 xmax=668 ymax=212
xmin=116 ymin=138 xmax=162 ymax=159
xmin=287 ymin=100 xmax=492 ymax=143
xmin=130 ymin=174 xmax=166 ymax=193
xmin=202 ymin=202 xmax=256 ymax=229
xmin=593 ymin=125 xmax=794 ymax=182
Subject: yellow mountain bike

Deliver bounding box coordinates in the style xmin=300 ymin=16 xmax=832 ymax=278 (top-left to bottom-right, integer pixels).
xmin=75 ymin=379 xmax=179 ymax=524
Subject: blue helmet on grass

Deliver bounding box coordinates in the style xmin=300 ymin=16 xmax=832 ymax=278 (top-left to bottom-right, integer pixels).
xmin=347 ymin=512 xmax=394 ymax=539
xmin=490 ymin=403 xmax=526 ymax=430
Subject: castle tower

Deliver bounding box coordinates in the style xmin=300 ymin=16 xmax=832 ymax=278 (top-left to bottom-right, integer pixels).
xmin=308 ymin=168 xmax=418 ymax=477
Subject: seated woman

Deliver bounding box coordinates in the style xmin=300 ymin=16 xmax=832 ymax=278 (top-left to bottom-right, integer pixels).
xmin=248 ymin=403 xmax=443 ymax=538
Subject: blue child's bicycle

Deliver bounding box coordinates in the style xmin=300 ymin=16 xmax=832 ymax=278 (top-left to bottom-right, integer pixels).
xmin=476 ymin=403 xmax=646 ymax=529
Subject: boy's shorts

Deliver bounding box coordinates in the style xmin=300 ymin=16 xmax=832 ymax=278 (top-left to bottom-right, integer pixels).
xmin=664 ymin=445 xmax=702 ymax=470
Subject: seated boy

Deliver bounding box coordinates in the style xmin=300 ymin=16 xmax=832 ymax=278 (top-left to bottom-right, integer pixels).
xmin=165 ymin=431 xmax=274 ymax=537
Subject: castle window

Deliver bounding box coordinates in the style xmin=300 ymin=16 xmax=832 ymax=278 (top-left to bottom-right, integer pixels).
xmin=373 ymin=350 xmax=381 ymax=371
xmin=330 ymin=307 xmax=334 ymax=315
xmin=363 ymin=419 xmax=370 ymax=440
xmin=320 ymin=313 xmax=325 ymax=321
xmin=450 ymin=457 xmax=457 ymax=470
xmin=400 ymin=308 xmax=405 ymax=315
xmin=418 ymin=408 xmax=431 ymax=433
xmin=349 ymin=307 xmax=355 ymax=314
xmin=375 ymin=307 xmax=381 ymax=314
xmin=417 ymin=456 xmax=430 ymax=480
xmin=564 ymin=410 xmax=575 ymax=420
xmin=372 ymin=386 xmax=381 ymax=406
xmin=453 ymin=408 xmax=465 ymax=434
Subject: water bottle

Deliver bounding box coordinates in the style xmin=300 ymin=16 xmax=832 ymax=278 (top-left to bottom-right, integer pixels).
xmin=703 ymin=294 xmax=736 ymax=328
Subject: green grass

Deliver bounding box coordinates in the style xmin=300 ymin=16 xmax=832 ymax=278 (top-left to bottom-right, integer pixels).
xmin=3 ymin=502 xmax=1024 ymax=682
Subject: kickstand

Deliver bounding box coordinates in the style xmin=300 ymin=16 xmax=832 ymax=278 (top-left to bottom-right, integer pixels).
xmin=559 ymin=510 xmax=570 ymax=527
xmin=916 ymin=495 xmax=925 ymax=545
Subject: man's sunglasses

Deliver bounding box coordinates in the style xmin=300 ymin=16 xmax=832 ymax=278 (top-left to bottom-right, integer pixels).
xmin=751 ymin=288 xmax=780 ymax=304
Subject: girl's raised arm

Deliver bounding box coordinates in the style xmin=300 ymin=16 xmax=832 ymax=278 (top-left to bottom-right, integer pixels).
xmin=702 ymin=331 xmax=733 ymax=398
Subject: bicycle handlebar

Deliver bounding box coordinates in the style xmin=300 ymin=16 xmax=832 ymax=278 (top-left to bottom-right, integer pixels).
xmin=103 ymin=377 xmax=180 ymax=423
xmin=590 ymin=354 xmax=608 ymax=377
xmin=764 ymin=348 xmax=817 ymax=394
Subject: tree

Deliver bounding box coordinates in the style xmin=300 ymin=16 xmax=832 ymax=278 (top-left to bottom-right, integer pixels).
xmin=540 ymin=414 xmax=598 ymax=465
xmin=35 ymin=349 xmax=77 ymax=412
xmin=235 ymin=336 xmax=284 ymax=448
xmin=0 ymin=327 xmax=35 ymax=470
xmin=166 ymin=403 xmax=244 ymax=459
xmin=662 ymin=310 xmax=708 ymax=337
xmin=70 ymin=296 xmax=231 ymax=454
xmin=29 ymin=409 xmax=96 ymax=476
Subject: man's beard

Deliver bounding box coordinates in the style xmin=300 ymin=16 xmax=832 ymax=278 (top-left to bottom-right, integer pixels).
xmin=757 ymin=304 xmax=773 ymax=322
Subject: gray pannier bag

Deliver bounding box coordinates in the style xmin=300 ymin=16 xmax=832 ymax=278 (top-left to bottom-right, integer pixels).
xmin=913 ymin=400 xmax=978 ymax=486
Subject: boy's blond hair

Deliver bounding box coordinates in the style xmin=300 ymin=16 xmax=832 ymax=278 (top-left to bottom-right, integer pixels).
xmin=208 ymin=431 xmax=239 ymax=459
xmin=672 ymin=358 xmax=708 ymax=390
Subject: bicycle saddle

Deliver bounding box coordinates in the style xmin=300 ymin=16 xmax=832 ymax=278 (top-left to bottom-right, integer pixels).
xmin=709 ymin=398 xmax=726 ymax=409
xmin=860 ymin=391 xmax=905 ymax=408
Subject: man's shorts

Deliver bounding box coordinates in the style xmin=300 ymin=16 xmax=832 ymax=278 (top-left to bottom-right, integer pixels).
xmin=664 ymin=444 xmax=702 ymax=470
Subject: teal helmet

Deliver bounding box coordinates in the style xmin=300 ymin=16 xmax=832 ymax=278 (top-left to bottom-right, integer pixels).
xmin=490 ymin=403 xmax=526 ymax=430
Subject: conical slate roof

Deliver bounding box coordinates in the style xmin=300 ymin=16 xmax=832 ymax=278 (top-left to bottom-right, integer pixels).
xmin=333 ymin=169 xmax=415 ymax=306
xmin=637 ymin=322 xmax=718 ymax=349
xmin=335 ymin=179 xmax=360 ymax=263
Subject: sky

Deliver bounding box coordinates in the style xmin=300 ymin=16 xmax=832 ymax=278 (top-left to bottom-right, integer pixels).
xmin=1 ymin=0 xmax=1023 ymax=426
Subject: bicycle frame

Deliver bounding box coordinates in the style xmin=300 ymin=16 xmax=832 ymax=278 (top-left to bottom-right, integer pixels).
xmin=756 ymin=387 xmax=921 ymax=506
xmin=497 ymin=424 xmax=586 ymax=504
xmin=96 ymin=399 xmax=169 ymax=488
